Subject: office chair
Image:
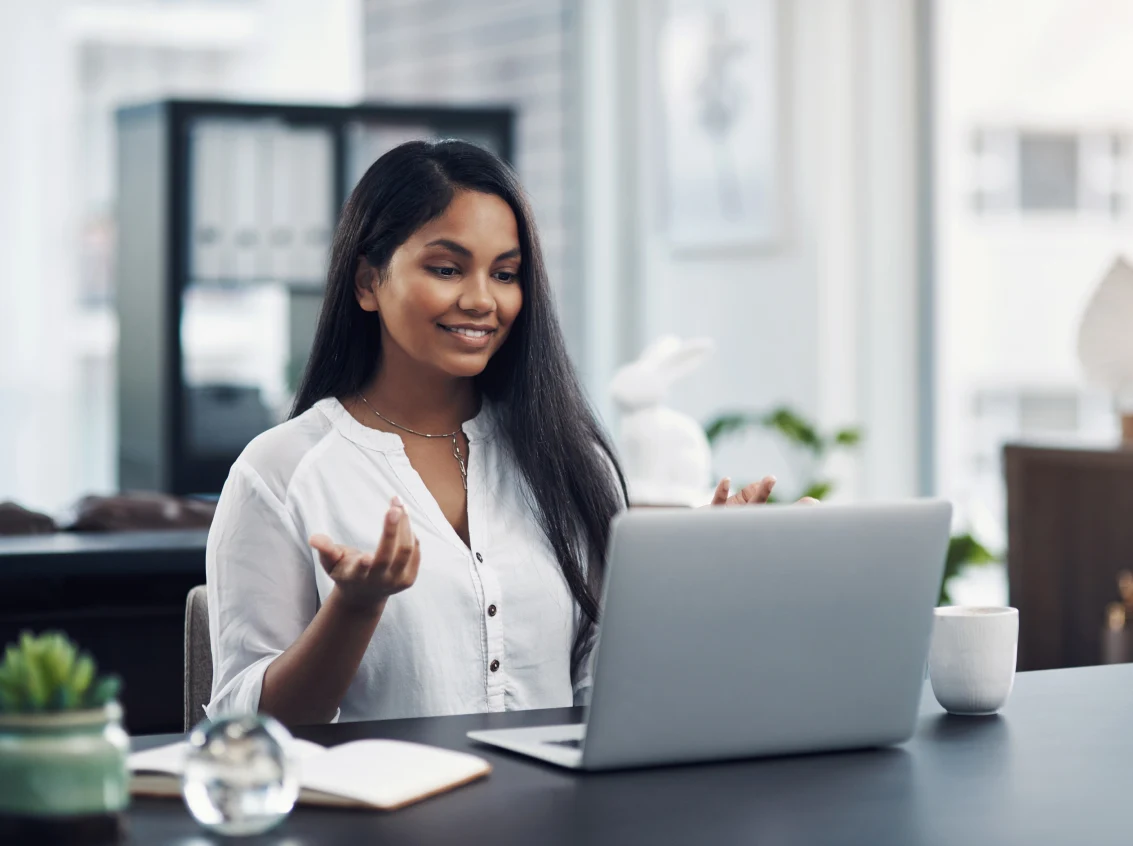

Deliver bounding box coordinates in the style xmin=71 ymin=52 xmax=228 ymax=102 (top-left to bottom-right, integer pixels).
xmin=184 ymin=585 xmax=212 ymax=732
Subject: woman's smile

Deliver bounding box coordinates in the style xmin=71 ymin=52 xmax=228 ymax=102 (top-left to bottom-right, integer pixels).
xmin=438 ymin=322 xmax=498 ymax=348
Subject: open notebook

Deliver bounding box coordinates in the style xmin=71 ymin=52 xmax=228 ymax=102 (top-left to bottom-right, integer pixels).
xmin=129 ymin=737 xmax=491 ymax=811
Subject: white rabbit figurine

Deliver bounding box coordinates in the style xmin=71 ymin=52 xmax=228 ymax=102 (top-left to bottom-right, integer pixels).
xmin=610 ymin=335 xmax=717 ymax=507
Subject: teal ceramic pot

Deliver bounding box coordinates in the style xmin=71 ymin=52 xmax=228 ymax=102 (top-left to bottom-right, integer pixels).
xmin=0 ymin=702 xmax=129 ymax=843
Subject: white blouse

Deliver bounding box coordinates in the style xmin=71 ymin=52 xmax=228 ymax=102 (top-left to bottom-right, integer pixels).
xmin=204 ymin=398 xmax=606 ymax=724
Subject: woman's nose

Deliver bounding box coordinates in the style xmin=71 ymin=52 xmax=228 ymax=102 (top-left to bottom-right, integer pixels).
xmin=458 ymin=273 xmax=495 ymax=314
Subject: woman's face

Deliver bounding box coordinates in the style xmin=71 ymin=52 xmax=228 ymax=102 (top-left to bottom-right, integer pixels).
xmin=357 ymin=189 xmax=524 ymax=380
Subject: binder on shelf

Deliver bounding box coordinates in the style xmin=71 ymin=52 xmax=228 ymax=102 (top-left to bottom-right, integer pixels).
xmin=230 ymin=122 xmax=263 ymax=282
xmin=189 ymin=121 xmax=231 ymax=281
xmin=254 ymin=122 xmax=277 ymax=282
xmin=266 ymin=124 xmax=297 ymax=283
xmin=291 ymin=127 xmax=334 ymax=285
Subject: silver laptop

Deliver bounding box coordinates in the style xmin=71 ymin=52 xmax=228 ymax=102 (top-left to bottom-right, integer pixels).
xmin=467 ymin=500 xmax=952 ymax=770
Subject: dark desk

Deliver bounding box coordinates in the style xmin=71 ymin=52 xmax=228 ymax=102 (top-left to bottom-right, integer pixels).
xmin=128 ymin=664 xmax=1133 ymax=845
xmin=0 ymin=530 xmax=207 ymax=579
xmin=0 ymin=530 xmax=207 ymax=734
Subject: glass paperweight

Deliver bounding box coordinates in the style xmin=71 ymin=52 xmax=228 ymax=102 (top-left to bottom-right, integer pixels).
xmin=181 ymin=713 xmax=300 ymax=836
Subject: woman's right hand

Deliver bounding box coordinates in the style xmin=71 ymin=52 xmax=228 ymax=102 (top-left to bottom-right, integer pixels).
xmin=308 ymin=496 xmax=420 ymax=614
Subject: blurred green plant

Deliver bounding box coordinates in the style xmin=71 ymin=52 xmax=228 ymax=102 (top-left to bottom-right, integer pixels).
xmin=0 ymin=631 xmax=121 ymax=714
xmin=940 ymin=532 xmax=997 ymax=606
xmin=704 ymin=407 xmax=862 ymax=502
xmin=704 ymin=406 xmax=997 ymax=605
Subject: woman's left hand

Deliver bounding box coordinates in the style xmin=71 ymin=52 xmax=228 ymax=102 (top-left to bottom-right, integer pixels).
xmin=709 ymin=476 xmax=819 ymax=506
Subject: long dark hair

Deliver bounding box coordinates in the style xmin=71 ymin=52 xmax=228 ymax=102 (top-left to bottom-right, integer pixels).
xmin=292 ymin=140 xmax=627 ymax=675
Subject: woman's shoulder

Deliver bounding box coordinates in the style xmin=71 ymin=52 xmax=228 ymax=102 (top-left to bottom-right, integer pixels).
xmin=232 ymin=402 xmax=337 ymax=503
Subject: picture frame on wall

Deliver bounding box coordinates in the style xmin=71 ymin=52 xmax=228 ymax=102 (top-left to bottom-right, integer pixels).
xmin=658 ymin=0 xmax=779 ymax=251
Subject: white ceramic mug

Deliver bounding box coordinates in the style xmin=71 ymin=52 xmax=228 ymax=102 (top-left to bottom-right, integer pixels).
xmin=929 ymin=606 xmax=1018 ymax=715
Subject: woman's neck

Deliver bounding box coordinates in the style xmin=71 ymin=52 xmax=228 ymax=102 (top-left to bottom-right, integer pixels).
xmin=359 ymin=360 xmax=478 ymax=435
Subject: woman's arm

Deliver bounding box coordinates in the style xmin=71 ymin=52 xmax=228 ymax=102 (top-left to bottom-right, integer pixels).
xmin=206 ymin=461 xmax=418 ymax=727
xmin=257 ymin=591 xmax=385 ymax=724
xmin=259 ymin=500 xmax=420 ymax=725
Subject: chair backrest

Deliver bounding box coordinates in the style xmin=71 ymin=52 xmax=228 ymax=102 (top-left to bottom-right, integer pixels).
xmin=184 ymin=585 xmax=213 ymax=732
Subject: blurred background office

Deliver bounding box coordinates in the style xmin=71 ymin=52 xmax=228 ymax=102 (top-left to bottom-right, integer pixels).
xmin=7 ymin=0 xmax=1133 ymax=731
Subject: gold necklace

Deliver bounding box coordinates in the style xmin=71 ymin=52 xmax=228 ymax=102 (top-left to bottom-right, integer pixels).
xmin=356 ymin=394 xmax=468 ymax=490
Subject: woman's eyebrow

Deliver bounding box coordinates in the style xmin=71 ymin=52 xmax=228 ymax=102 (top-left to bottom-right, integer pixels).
xmin=423 ymin=239 xmax=520 ymax=262
xmin=424 ymin=238 xmax=472 ymax=257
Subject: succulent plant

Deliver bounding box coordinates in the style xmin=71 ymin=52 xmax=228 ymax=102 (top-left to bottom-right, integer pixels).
xmin=0 ymin=631 xmax=121 ymax=714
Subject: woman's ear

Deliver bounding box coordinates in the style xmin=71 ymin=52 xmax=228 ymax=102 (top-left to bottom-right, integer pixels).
xmin=354 ymin=257 xmax=380 ymax=312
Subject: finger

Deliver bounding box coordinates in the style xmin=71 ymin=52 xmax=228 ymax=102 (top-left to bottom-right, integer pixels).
xmin=735 ymin=475 xmax=775 ymax=505
xmin=749 ymin=475 xmax=776 ymax=504
xmin=797 ymin=496 xmax=820 ymax=505
xmin=390 ymin=510 xmax=416 ymax=574
xmin=756 ymin=475 xmax=774 ymax=502
xmin=736 ymin=481 xmax=761 ymax=504
xmin=309 ymin=534 xmax=345 ymax=574
xmin=336 ymin=552 xmax=373 ymax=583
xmin=711 ymin=478 xmax=731 ymax=506
xmin=408 ymin=538 xmax=421 ymax=579
xmin=399 ymin=539 xmax=422 ymax=589
xmin=374 ymin=497 xmax=405 ymax=562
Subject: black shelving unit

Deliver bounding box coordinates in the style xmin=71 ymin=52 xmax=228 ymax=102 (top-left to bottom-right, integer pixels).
xmin=115 ymin=99 xmax=514 ymax=495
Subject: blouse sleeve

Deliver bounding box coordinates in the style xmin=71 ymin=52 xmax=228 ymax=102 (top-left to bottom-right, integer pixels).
xmin=204 ymin=459 xmax=319 ymax=722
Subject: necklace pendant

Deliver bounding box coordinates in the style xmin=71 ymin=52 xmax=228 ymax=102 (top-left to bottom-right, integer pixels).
xmin=452 ymin=434 xmax=468 ymax=491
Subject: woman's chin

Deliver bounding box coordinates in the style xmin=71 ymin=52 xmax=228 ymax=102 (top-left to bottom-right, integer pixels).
xmin=435 ymin=353 xmax=492 ymax=379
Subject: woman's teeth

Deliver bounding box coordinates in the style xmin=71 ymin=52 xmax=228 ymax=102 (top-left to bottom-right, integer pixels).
xmin=444 ymin=326 xmax=491 ymax=338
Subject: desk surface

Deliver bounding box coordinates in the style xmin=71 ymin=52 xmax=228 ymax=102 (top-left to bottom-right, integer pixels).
xmin=128 ymin=664 xmax=1133 ymax=845
xmin=0 ymin=530 xmax=207 ymax=579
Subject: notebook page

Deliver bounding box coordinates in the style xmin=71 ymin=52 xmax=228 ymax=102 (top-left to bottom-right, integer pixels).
xmin=299 ymin=739 xmax=491 ymax=810
xmin=129 ymin=736 xmax=326 ymax=776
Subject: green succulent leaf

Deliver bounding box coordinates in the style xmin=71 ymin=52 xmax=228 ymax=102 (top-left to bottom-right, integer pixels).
xmin=41 ymin=634 xmax=76 ymax=693
xmin=0 ymin=631 xmax=119 ymax=714
xmin=70 ymin=655 xmax=96 ymax=700
xmin=23 ymin=654 xmax=48 ymax=712
xmin=85 ymin=676 xmax=121 ymax=709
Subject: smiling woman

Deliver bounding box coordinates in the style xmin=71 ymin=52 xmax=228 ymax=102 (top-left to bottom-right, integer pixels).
xmin=202 ymin=141 xmax=630 ymax=726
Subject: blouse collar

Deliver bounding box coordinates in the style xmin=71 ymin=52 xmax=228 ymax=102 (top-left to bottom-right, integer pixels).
xmin=315 ymin=397 xmax=492 ymax=453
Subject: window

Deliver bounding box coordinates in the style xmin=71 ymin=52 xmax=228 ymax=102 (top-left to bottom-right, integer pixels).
xmin=971 ymin=128 xmax=1129 ymax=216
xmin=1018 ymin=133 xmax=1078 ymax=210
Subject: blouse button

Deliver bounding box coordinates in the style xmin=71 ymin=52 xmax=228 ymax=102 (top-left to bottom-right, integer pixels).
xmin=488 ymin=604 xmax=497 ymax=617
xmin=490 ymin=659 xmax=500 ymax=673
xmin=475 ymin=552 xmax=484 ymax=562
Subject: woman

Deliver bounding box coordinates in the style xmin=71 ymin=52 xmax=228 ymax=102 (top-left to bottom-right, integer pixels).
xmin=205 ymin=140 xmax=778 ymax=726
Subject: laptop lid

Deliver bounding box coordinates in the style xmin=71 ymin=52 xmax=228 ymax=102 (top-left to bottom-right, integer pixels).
xmin=580 ymin=500 xmax=952 ymax=770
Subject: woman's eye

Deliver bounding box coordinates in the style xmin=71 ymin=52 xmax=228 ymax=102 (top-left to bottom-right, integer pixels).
xmin=494 ymin=271 xmax=518 ymax=283
xmin=429 ymin=266 xmax=459 ymax=279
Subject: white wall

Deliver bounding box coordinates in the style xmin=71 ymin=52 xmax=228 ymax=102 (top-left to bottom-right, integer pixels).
xmin=230 ymin=0 xmax=363 ymax=104
xmin=0 ymin=0 xmax=82 ymax=513
xmin=935 ymin=0 xmax=1133 ymax=520
xmin=0 ymin=0 xmax=363 ymax=514
xmin=581 ymin=0 xmax=923 ymax=501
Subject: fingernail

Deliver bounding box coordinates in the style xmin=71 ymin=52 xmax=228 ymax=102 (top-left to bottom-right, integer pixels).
xmin=390 ymin=495 xmax=402 ymax=507
xmin=388 ymin=506 xmax=402 ymax=524
xmin=766 ymin=475 xmax=777 ymax=485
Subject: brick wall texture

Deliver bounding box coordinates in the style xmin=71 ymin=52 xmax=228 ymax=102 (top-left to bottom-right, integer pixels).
xmin=362 ymin=0 xmax=581 ymax=356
